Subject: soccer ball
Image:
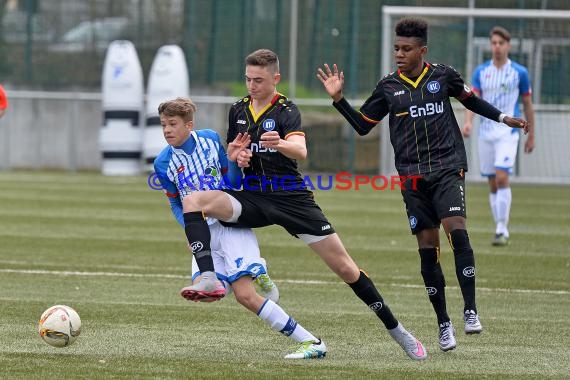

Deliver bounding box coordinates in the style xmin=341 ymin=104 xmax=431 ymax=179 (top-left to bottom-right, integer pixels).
xmin=38 ymin=305 xmax=81 ymax=347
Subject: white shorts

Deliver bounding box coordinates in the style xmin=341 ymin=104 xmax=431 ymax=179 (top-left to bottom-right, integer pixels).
xmin=191 ymin=221 xmax=267 ymax=284
xmin=478 ymin=131 xmax=520 ymax=176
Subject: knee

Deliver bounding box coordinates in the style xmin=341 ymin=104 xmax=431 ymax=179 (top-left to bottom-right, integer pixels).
xmin=234 ymin=289 xmax=258 ymax=309
xmin=419 ymin=248 xmax=439 ymax=271
xmin=495 ymin=171 xmax=510 ymax=187
xmin=338 ymin=263 xmax=359 ymax=282
xmin=182 ymin=193 xmax=201 ymax=211
xmin=448 ymin=229 xmax=472 ymax=251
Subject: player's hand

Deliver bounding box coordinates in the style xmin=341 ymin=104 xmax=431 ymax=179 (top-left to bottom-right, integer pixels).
xmin=227 ymin=132 xmax=251 ymax=161
xmin=236 ymin=149 xmax=252 ymax=168
xmin=317 ymin=63 xmax=344 ymax=102
xmin=524 ymin=134 xmax=535 ymax=153
xmin=260 ymin=131 xmax=281 ymax=149
xmin=504 ymin=116 xmax=529 ymax=135
xmin=462 ymin=122 xmax=472 ymax=138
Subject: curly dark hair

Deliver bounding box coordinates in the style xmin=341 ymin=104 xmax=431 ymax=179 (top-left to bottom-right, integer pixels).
xmin=395 ymin=17 xmax=428 ymax=46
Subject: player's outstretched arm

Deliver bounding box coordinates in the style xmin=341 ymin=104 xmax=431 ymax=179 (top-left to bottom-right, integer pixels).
xmin=317 ymin=63 xmax=344 ymax=102
xmin=502 ymin=116 xmax=529 ymax=135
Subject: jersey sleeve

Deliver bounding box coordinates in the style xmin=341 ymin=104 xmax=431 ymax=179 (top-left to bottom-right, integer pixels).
xmin=153 ymin=152 xmax=184 ymax=228
xmin=518 ymin=66 xmax=532 ymax=96
xmin=213 ymin=131 xmax=232 ymax=180
xmin=280 ymin=102 xmax=302 ymax=138
xmin=227 ymin=104 xmax=238 ymax=144
xmin=333 ymin=97 xmax=378 ymax=135
xmin=447 ymin=65 xmax=472 ymax=100
xmin=359 ymin=81 xmax=390 ymax=123
xmin=471 ymin=65 xmax=483 ymax=94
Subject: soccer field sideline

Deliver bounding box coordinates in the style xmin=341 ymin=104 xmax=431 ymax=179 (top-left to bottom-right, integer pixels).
xmin=2 ymin=268 xmax=568 ymax=296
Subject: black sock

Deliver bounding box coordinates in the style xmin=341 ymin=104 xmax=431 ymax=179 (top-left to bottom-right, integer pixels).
xmin=183 ymin=211 xmax=214 ymax=273
xmin=348 ymin=271 xmax=398 ymax=330
xmin=419 ymin=248 xmax=450 ymax=325
xmin=448 ymin=229 xmax=477 ymax=313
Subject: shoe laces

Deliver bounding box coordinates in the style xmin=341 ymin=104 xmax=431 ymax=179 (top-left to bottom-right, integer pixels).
xmin=439 ymin=323 xmax=452 ymax=341
xmin=464 ymin=310 xmax=478 ymax=325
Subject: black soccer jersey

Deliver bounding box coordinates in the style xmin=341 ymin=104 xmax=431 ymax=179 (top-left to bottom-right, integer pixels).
xmin=227 ymin=93 xmax=305 ymax=191
xmin=360 ymin=62 xmax=471 ymax=175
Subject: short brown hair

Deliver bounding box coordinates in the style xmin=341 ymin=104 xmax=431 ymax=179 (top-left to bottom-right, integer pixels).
xmin=245 ymin=49 xmax=280 ymax=74
xmin=490 ymin=26 xmax=511 ymax=42
xmin=158 ymin=97 xmax=197 ymax=123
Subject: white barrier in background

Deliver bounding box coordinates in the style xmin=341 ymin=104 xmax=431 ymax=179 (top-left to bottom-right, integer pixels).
xmin=143 ymin=45 xmax=190 ymax=172
xmin=99 ymin=40 xmax=144 ymax=176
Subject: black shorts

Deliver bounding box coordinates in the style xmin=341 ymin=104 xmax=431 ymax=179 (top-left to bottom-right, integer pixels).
xmin=401 ymin=168 xmax=466 ymax=234
xmin=220 ymin=189 xmax=335 ymax=237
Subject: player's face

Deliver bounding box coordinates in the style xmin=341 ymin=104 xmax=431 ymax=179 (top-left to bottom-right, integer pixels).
xmin=245 ymin=65 xmax=280 ymax=103
xmin=393 ymin=36 xmax=427 ymax=77
xmin=490 ymin=34 xmax=510 ymax=61
xmin=160 ymin=114 xmax=193 ymax=147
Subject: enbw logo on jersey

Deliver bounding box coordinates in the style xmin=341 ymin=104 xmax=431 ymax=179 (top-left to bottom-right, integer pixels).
xmin=262 ymin=119 xmax=276 ymax=131
xmin=427 ymin=81 xmax=440 ymax=93
xmin=409 ymin=216 xmax=418 ymax=229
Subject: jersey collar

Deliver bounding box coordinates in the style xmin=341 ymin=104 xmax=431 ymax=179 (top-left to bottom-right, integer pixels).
xmin=248 ymin=93 xmax=282 ymax=122
xmin=398 ymin=62 xmax=430 ymax=88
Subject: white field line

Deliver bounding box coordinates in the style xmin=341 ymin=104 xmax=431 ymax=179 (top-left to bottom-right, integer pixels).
xmin=1 ymin=268 xmax=569 ymax=296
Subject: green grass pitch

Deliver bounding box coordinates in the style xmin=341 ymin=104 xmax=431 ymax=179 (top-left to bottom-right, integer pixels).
xmin=1 ymin=171 xmax=569 ymax=379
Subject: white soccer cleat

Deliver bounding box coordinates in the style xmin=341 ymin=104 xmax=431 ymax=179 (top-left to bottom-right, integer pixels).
xmin=388 ymin=324 xmax=428 ymax=361
xmin=284 ymin=339 xmax=327 ymax=359
xmin=464 ymin=310 xmax=483 ymax=334
xmin=439 ymin=321 xmax=457 ymax=352
xmin=180 ymin=278 xmax=226 ymax=302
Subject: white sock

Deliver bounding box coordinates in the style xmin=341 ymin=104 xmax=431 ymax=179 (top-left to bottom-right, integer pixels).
xmin=257 ymin=299 xmax=317 ymax=343
xmin=489 ymin=192 xmax=498 ymax=224
xmin=496 ymin=187 xmax=512 ymax=237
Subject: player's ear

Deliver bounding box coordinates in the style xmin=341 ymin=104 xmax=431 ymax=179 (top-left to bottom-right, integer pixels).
xmin=420 ymin=45 xmax=428 ymax=56
xmin=274 ymin=72 xmax=281 ymax=85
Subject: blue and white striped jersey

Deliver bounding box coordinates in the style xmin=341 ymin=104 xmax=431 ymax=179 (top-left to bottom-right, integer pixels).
xmin=153 ymin=129 xmax=240 ymax=227
xmin=472 ymin=59 xmax=531 ymax=139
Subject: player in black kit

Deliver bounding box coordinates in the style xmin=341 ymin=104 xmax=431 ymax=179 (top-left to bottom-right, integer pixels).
xmin=317 ymin=17 xmax=529 ymax=352
xmin=180 ymin=48 xmax=427 ymax=361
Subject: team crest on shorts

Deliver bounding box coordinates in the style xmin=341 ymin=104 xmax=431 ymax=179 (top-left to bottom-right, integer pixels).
xmin=409 ymin=216 xmax=418 ymax=229
xmin=262 ymin=119 xmax=276 ymax=131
